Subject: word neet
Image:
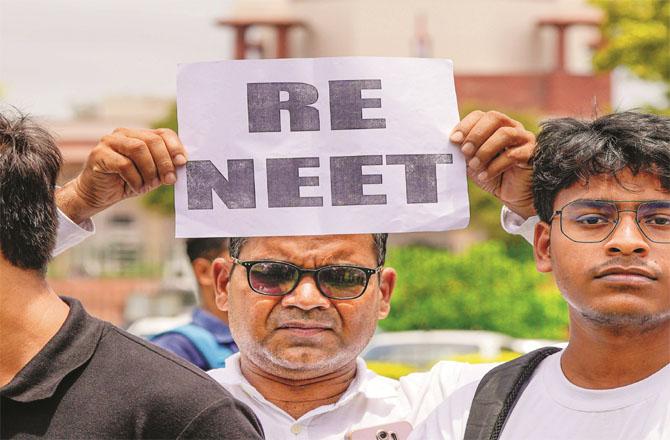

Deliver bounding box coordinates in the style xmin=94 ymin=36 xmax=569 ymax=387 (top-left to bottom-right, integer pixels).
xmin=186 ymin=80 xmax=454 ymax=209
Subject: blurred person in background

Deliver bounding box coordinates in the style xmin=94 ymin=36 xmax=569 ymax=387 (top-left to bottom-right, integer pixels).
xmin=0 ymin=109 xmax=264 ymax=439
xmin=150 ymin=238 xmax=238 ymax=370
xmin=412 ymin=111 xmax=670 ymax=440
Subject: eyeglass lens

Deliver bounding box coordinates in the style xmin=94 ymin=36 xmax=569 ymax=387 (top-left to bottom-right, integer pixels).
xmin=247 ymin=262 xmax=370 ymax=298
xmin=561 ymin=200 xmax=670 ymax=243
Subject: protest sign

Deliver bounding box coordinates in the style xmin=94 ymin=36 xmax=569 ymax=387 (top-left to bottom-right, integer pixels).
xmin=174 ymin=57 xmax=469 ymax=237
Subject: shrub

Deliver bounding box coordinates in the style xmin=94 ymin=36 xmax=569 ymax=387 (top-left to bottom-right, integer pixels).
xmin=382 ymin=242 xmax=568 ymax=340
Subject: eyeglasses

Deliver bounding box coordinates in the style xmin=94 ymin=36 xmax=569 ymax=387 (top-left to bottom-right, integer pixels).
xmin=551 ymin=199 xmax=670 ymax=243
xmin=232 ymin=258 xmax=382 ymax=300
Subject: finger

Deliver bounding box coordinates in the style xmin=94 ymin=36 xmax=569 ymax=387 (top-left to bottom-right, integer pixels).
xmin=154 ymin=128 xmax=187 ymax=167
xmin=460 ymin=111 xmax=515 ymax=158
xmin=468 ymin=126 xmax=529 ymax=172
xmin=449 ymin=110 xmax=485 ymax=145
xmin=114 ymin=128 xmax=173 ymax=186
xmin=136 ymin=131 xmax=175 ymax=185
xmin=107 ymin=131 xmax=157 ymax=188
xmin=478 ymin=143 xmax=534 ymax=181
xmin=94 ymin=148 xmax=144 ymax=194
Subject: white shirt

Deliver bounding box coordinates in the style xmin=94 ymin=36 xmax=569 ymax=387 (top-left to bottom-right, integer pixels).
xmin=411 ymin=352 xmax=670 ymax=440
xmin=54 ymin=208 xmax=95 ymax=256
xmin=208 ymin=353 xmax=495 ymax=440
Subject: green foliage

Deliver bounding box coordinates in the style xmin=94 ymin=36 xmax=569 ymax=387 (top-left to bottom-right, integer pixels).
xmin=591 ymin=0 xmax=670 ymax=98
xmin=381 ymin=242 xmax=568 ymax=340
xmin=153 ymin=102 xmax=179 ymax=131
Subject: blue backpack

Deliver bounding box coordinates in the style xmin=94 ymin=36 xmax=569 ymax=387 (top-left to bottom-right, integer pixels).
xmin=152 ymin=324 xmax=233 ymax=369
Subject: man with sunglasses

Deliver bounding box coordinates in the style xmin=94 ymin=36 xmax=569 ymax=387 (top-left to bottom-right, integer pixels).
xmin=203 ymin=110 xmax=539 ymax=439
xmin=52 ymin=109 xmax=538 ymax=438
xmin=412 ymin=111 xmax=670 ymax=440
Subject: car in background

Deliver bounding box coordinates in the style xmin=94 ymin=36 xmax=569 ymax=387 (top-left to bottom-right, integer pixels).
xmin=362 ymin=329 xmax=517 ymax=370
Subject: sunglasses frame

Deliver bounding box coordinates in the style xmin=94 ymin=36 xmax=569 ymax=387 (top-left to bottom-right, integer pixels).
xmin=232 ymin=258 xmax=382 ymax=300
xmin=551 ymin=199 xmax=670 ymax=244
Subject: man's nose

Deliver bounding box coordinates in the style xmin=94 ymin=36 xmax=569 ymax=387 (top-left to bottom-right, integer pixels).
xmin=281 ymin=275 xmax=331 ymax=310
xmin=605 ymin=213 xmax=650 ymax=257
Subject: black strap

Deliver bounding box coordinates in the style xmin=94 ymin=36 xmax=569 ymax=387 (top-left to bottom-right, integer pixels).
xmin=463 ymin=346 xmax=561 ymax=440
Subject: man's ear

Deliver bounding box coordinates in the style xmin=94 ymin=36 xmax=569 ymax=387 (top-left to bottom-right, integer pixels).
xmin=212 ymin=257 xmax=233 ymax=312
xmin=377 ymin=267 xmax=397 ymax=320
xmin=534 ymin=221 xmax=553 ymax=273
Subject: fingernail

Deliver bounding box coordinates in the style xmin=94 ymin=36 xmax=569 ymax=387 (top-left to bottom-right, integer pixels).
xmin=173 ymin=154 xmax=187 ymax=166
xmin=478 ymin=171 xmax=489 ymax=181
xmin=141 ymin=185 xmax=151 ymax=194
xmin=450 ymin=131 xmax=464 ymax=143
xmin=469 ymin=157 xmax=481 ymax=170
xmin=165 ymin=172 xmax=176 ymax=184
xmin=151 ymin=178 xmax=160 ymax=187
xmin=462 ymin=142 xmax=475 ymax=156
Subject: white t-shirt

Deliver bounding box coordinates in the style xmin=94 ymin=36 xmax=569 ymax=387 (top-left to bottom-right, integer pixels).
xmin=208 ymin=353 xmax=495 ymax=440
xmin=411 ymin=352 xmax=670 ymax=440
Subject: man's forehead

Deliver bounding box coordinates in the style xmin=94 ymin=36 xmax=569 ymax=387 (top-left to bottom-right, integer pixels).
xmin=239 ymin=234 xmax=377 ymax=264
xmin=555 ymin=170 xmax=668 ymax=206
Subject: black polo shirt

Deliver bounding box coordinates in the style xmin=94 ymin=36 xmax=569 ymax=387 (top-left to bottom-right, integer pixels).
xmin=0 ymin=297 xmax=264 ymax=439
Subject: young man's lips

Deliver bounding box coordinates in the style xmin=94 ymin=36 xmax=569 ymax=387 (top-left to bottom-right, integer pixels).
xmin=595 ymin=267 xmax=657 ymax=282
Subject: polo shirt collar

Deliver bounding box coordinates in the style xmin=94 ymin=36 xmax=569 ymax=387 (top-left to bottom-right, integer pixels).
xmin=191 ymin=307 xmax=234 ymax=344
xmin=213 ymin=354 xmax=399 ymax=404
xmin=0 ymin=296 xmax=104 ymax=402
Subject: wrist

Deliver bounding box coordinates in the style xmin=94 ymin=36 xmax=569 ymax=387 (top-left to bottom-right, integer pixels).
xmin=55 ymin=179 xmax=99 ymax=225
xmin=504 ymin=202 xmax=536 ymax=221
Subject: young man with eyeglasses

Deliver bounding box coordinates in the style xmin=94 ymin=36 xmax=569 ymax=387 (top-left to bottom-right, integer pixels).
xmin=412 ymin=111 xmax=670 ymax=440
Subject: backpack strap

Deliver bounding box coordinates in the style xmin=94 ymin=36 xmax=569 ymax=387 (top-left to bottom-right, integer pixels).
xmin=154 ymin=324 xmax=233 ymax=369
xmin=463 ymin=346 xmax=561 ymax=440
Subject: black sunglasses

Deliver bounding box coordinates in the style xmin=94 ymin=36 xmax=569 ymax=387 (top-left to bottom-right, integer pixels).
xmin=232 ymin=258 xmax=382 ymax=300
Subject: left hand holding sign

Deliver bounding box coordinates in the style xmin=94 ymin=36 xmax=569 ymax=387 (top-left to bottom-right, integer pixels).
xmin=56 ymin=128 xmax=188 ymax=224
xmin=450 ymin=110 xmax=536 ymax=219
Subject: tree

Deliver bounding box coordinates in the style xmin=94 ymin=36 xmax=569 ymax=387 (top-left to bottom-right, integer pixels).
xmin=591 ymin=0 xmax=670 ymax=97
xmin=382 ymin=242 xmax=568 ymax=340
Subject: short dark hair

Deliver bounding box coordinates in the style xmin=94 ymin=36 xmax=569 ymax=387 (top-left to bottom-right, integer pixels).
xmin=186 ymin=238 xmax=229 ymax=262
xmin=0 ymin=109 xmax=62 ymax=271
xmin=532 ymin=111 xmax=670 ymax=222
xmin=229 ymin=233 xmax=389 ymax=266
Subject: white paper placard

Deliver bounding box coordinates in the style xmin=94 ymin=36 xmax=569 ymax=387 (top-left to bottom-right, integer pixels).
xmin=175 ymin=57 xmax=469 ymax=237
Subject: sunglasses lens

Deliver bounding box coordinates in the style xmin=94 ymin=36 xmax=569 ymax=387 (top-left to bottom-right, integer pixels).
xmin=318 ymin=267 xmax=368 ymax=299
xmin=248 ymin=262 xmax=299 ymax=295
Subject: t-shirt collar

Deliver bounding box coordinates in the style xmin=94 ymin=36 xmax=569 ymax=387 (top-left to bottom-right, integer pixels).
xmin=0 ymin=297 xmax=104 ymax=402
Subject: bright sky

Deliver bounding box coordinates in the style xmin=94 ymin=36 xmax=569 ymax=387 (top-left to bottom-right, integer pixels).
xmin=0 ymin=0 xmax=234 ymax=118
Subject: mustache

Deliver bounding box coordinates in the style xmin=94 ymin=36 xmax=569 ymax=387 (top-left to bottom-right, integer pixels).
xmin=590 ymin=256 xmax=660 ymax=279
xmin=268 ymin=309 xmax=339 ymax=329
